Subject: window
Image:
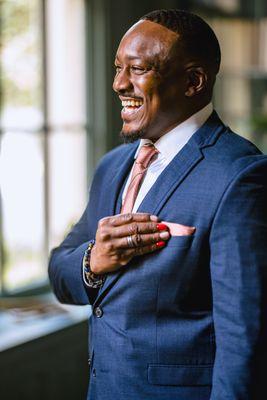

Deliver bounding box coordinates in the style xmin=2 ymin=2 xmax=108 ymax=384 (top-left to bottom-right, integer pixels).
xmin=0 ymin=0 xmax=87 ymax=294
xmin=192 ymin=0 xmax=267 ymax=153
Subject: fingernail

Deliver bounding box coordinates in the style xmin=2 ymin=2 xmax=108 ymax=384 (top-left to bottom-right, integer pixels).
xmin=159 ymin=231 xmax=169 ymax=239
xmin=156 ymin=241 xmax=166 ymax=248
xmin=150 ymin=215 xmax=159 ymax=221
xmin=156 ymin=223 xmax=168 ymax=231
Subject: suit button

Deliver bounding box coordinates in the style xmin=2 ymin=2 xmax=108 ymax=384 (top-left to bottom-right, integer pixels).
xmin=94 ymin=306 xmax=103 ymax=318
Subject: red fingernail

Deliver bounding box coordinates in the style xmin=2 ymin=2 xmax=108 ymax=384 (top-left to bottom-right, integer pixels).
xmin=156 ymin=241 xmax=166 ymax=248
xmin=156 ymin=223 xmax=168 ymax=231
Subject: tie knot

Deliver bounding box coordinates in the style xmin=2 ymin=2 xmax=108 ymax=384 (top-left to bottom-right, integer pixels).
xmin=135 ymin=144 xmax=158 ymax=169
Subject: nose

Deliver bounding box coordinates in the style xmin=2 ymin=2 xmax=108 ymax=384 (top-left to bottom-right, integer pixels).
xmin=113 ymin=68 xmax=133 ymax=94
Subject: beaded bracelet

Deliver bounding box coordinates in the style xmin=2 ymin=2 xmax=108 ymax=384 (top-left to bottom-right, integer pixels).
xmin=82 ymin=240 xmax=106 ymax=289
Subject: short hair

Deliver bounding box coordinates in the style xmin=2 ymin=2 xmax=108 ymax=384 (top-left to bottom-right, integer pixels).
xmin=140 ymin=9 xmax=221 ymax=74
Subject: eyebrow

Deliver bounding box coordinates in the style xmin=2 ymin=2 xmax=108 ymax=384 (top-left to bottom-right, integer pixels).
xmin=115 ymin=55 xmax=143 ymax=63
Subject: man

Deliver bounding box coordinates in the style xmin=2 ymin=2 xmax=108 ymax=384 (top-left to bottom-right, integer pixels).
xmin=49 ymin=9 xmax=267 ymax=400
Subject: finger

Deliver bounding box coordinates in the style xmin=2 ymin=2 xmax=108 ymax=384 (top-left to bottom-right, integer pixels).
xmin=114 ymin=230 xmax=170 ymax=249
xmin=108 ymin=213 xmax=159 ymax=227
xmin=111 ymin=221 xmax=169 ymax=238
xmin=135 ymin=241 xmax=166 ymax=255
xmin=121 ymin=241 xmax=166 ymax=258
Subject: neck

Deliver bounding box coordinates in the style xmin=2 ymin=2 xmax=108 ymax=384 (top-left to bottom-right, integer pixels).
xmin=149 ymin=101 xmax=212 ymax=142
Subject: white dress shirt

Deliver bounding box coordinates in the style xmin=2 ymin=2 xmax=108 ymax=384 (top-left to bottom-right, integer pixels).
xmin=122 ymin=103 xmax=213 ymax=212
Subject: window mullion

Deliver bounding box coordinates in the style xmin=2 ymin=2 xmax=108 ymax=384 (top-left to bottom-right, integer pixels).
xmin=41 ymin=0 xmax=50 ymax=262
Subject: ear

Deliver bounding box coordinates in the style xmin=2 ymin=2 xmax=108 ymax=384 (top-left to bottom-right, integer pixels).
xmin=185 ymin=66 xmax=208 ymax=97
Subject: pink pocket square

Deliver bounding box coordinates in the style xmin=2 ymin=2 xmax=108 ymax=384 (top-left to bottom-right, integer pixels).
xmin=162 ymin=221 xmax=196 ymax=236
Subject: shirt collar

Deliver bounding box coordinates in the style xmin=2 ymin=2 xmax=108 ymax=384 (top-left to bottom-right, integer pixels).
xmin=134 ymin=102 xmax=213 ymax=162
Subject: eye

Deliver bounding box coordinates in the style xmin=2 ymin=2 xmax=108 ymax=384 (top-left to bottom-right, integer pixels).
xmin=130 ymin=66 xmax=145 ymax=74
xmin=114 ymin=65 xmax=122 ymax=74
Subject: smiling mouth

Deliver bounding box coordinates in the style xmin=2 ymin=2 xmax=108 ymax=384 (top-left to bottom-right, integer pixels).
xmin=121 ymin=99 xmax=144 ymax=118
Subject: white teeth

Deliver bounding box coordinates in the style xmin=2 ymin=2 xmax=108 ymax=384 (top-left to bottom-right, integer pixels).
xmin=121 ymin=100 xmax=143 ymax=107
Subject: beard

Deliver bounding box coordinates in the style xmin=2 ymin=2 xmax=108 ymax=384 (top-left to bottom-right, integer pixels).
xmin=120 ymin=129 xmax=146 ymax=143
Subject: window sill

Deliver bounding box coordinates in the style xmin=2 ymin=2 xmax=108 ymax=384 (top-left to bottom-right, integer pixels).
xmin=0 ymin=293 xmax=91 ymax=352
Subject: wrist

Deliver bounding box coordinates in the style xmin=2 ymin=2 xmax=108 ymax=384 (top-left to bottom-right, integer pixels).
xmin=82 ymin=240 xmax=106 ymax=289
xmin=89 ymin=246 xmax=101 ymax=275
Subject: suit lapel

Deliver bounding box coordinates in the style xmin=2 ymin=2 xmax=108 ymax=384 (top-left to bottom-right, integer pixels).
xmin=94 ymin=143 xmax=138 ymax=303
xmin=93 ymin=142 xmax=203 ymax=306
xmin=104 ymin=143 xmax=138 ymax=217
xmin=137 ymin=141 xmax=203 ymax=215
xmin=94 ymin=142 xmax=203 ymax=306
xmin=137 ymin=111 xmax=225 ymax=215
xmin=94 ymin=112 xmax=225 ymax=305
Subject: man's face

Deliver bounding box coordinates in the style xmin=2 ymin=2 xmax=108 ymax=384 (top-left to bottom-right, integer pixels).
xmin=113 ymin=20 xmax=188 ymax=142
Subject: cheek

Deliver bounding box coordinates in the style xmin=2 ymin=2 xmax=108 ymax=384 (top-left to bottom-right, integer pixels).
xmin=165 ymin=75 xmax=187 ymax=99
xmin=144 ymin=82 xmax=157 ymax=97
xmin=143 ymin=87 xmax=162 ymax=115
xmin=138 ymin=74 xmax=161 ymax=98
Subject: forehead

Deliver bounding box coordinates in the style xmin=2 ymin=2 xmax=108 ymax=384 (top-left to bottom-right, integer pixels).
xmin=116 ymin=20 xmax=179 ymax=63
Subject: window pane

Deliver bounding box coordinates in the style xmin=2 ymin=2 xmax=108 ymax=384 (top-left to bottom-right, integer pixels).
xmin=46 ymin=0 xmax=86 ymax=126
xmin=0 ymin=0 xmax=43 ymax=130
xmin=214 ymin=75 xmax=251 ymax=138
xmin=48 ymin=130 xmax=87 ymax=250
xmin=0 ymin=1 xmax=88 ymax=294
xmin=209 ymin=16 xmax=267 ymax=153
xmin=0 ymin=132 xmax=46 ymax=291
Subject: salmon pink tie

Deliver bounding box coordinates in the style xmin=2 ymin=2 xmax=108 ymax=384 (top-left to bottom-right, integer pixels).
xmin=121 ymin=144 xmax=158 ymax=214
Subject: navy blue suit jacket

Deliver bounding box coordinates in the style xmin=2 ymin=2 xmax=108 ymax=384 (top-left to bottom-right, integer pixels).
xmin=49 ymin=112 xmax=267 ymax=400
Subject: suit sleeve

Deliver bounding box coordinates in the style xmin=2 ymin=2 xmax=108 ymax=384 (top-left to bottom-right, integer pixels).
xmin=48 ymin=150 xmax=115 ymax=306
xmin=48 ymin=203 xmax=99 ymax=305
xmin=209 ymin=157 xmax=267 ymax=400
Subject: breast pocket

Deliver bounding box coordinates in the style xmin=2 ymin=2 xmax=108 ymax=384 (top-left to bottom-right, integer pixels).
xmin=166 ymin=234 xmax=195 ymax=248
